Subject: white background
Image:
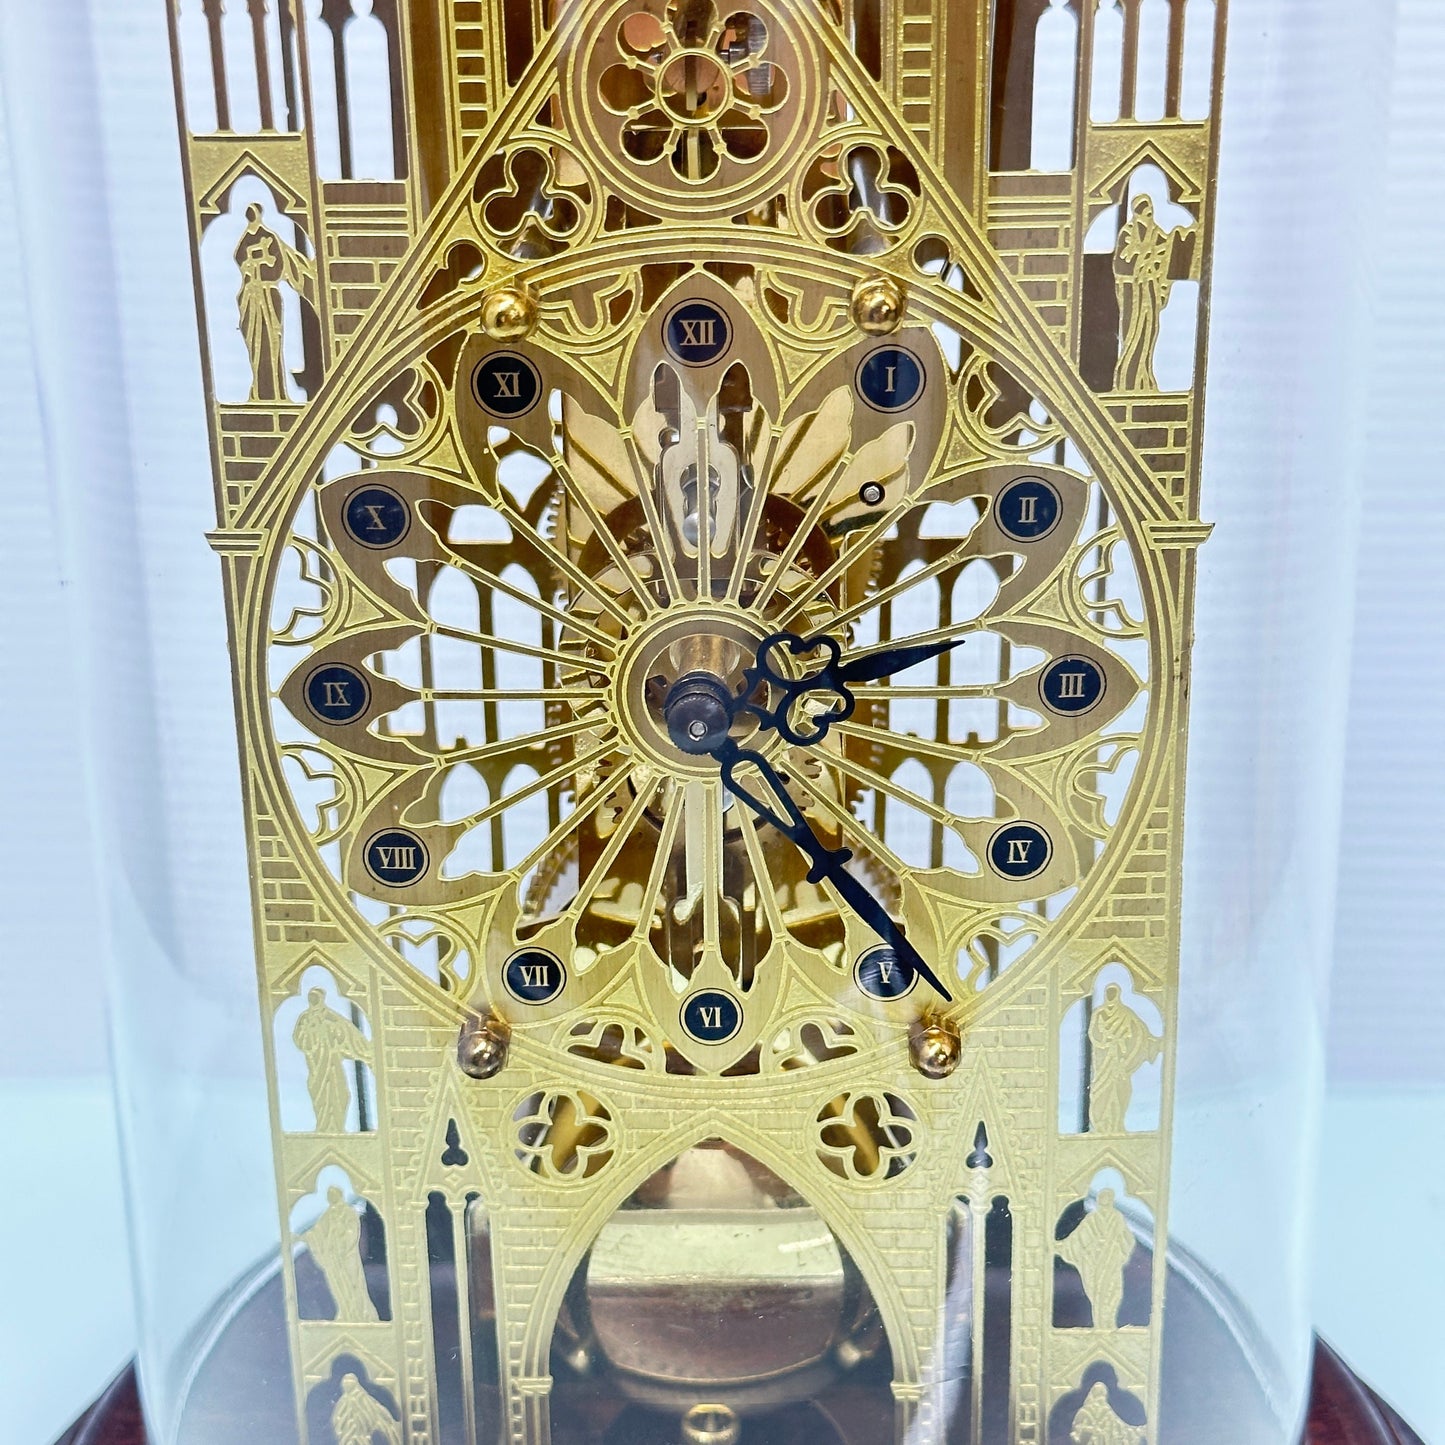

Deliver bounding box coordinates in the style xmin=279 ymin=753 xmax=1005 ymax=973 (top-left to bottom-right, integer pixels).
xmin=1 ymin=3 xmax=1442 ymax=1443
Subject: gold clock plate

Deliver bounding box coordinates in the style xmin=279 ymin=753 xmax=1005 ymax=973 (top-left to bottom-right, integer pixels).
xmin=168 ymin=2 xmax=1226 ymax=1441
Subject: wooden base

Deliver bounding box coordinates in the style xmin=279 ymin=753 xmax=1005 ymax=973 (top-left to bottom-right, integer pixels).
xmin=1308 ymin=1340 xmax=1425 ymax=1445
xmin=55 ymin=1339 xmax=1423 ymax=1445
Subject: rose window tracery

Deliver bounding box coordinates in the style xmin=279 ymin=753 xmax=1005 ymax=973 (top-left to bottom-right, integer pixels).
xmin=570 ymin=0 xmax=819 ymax=217
xmin=600 ymin=3 xmax=787 ymax=182
xmin=262 ymin=272 xmax=1154 ymax=1077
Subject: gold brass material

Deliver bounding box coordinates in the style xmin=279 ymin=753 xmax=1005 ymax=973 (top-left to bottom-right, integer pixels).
xmin=849 ymin=275 xmax=906 ymax=336
xmin=480 ymin=285 xmax=539 ymax=341
xmin=681 ymin=1404 xmax=741 ymax=1445
xmin=679 ymin=1404 xmax=739 ymax=1445
xmin=457 ymin=1013 xmax=509 ymax=1080
xmin=579 ymin=1143 xmax=864 ymax=1409
xmin=167 ymin=0 xmax=1229 ymax=1438
xmin=908 ymin=1016 xmax=961 ymax=1081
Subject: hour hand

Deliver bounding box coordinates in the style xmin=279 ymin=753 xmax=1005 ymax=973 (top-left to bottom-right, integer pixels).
xmin=743 ymin=629 xmax=965 ymax=747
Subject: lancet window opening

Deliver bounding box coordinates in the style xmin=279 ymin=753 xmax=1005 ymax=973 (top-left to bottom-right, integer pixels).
xmin=174 ymin=0 xmax=408 ymax=179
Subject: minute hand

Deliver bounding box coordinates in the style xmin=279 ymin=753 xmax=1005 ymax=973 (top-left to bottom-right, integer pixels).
xmin=713 ymin=737 xmax=953 ymax=1002
xmin=833 ymin=634 xmax=966 ymax=685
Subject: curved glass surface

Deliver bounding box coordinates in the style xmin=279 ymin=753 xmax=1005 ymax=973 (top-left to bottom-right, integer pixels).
xmin=0 ymin=2 xmax=1390 ymax=1442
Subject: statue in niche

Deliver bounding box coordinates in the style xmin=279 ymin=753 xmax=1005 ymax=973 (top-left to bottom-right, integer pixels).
xmin=235 ymin=203 xmax=315 ymax=402
xmin=306 ymin=1186 xmax=378 ymax=1322
xmin=293 ymin=987 xmax=371 ymax=1132
xmin=1055 ymin=1188 xmax=1136 ymax=1329
xmin=1070 ymin=1382 xmax=1146 ymax=1445
xmin=1088 ymin=983 xmax=1162 ymax=1132
xmin=1113 ymin=194 xmax=1193 ymax=391
xmin=330 ymin=1373 xmax=401 ymax=1445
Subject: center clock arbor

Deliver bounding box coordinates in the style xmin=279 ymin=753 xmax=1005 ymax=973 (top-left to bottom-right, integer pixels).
xmin=168 ymin=0 xmax=1225 ymax=1441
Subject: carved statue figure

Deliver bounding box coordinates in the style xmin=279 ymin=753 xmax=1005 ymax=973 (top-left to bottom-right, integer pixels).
xmin=1070 ymin=1382 xmax=1147 ymax=1445
xmin=292 ymin=987 xmax=371 ymax=1132
xmin=1055 ymin=1188 xmax=1137 ymax=1329
xmin=234 ymin=203 xmax=315 ymax=403
xmin=330 ymin=1372 xmax=401 ymax=1445
xmin=306 ymin=1186 xmax=378 ymax=1322
xmin=1113 ymin=195 xmax=1190 ymax=391
xmin=1088 ymin=983 xmax=1162 ymax=1132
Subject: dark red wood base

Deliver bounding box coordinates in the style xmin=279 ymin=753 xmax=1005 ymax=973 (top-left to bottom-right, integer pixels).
xmin=53 ymin=1338 xmax=1424 ymax=1445
xmin=52 ymin=1369 xmax=143 ymax=1445
xmin=1308 ymin=1339 xmax=1426 ymax=1445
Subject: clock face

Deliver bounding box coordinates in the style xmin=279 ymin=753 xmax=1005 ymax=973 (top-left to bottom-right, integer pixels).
xmin=266 ymin=270 xmax=1151 ymax=1072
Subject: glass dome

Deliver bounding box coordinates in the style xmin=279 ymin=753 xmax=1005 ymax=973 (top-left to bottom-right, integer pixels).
xmin=0 ymin=1 xmax=1390 ymax=1442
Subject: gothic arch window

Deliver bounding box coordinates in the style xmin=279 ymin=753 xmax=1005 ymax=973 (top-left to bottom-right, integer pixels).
xmin=1134 ymin=0 xmax=1172 ymax=122
xmin=884 ymin=567 xmax=942 ymax=739
xmin=290 ymin=1166 xmax=391 ymax=1322
xmin=1048 ymin=1364 xmax=1149 ymax=1445
xmin=302 ymin=0 xmax=343 ymax=175
xmin=852 ymin=0 xmax=885 ymax=82
xmin=1031 ymin=0 xmax=1079 ymax=171
xmin=885 ymin=757 xmax=937 ymax=869
xmin=175 ymin=1 xmax=219 ymax=131
xmin=272 ymin=964 xmax=375 ymax=1133
xmin=502 ymin=0 xmax=541 ymax=87
xmin=942 ymin=762 xmax=990 ymax=873
xmin=943 ymin=1134 xmax=1012 ymax=1439
xmin=544 ymin=1141 xmax=896 ymax=1427
xmin=176 ymin=0 xmax=296 ymax=134
xmin=1180 ymin=0 xmax=1217 ymax=119
xmin=305 ymin=0 xmax=404 ymax=181
xmin=1051 ymin=1169 xmax=1152 ymax=1329
xmin=304 ymin=1357 xmax=402 ymax=1445
xmin=430 ymin=1192 xmax=498 ymax=1445
xmin=199 ymin=176 xmax=316 ymax=404
xmin=1080 ymin=165 xmax=1198 ymax=393
xmin=501 ymin=763 xmax=548 ymax=872
xmin=439 ymin=765 xmax=494 ymax=879
xmin=989 ymin=0 xmax=1054 ymax=171
xmin=427 ymin=567 xmax=485 ymax=749
xmin=1058 ymin=963 xmax=1164 ymax=1134
xmin=346 ymin=1 xmax=398 ymax=179
xmin=223 ymin=0 xmax=283 ymax=132
xmin=1089 ymin=0 xmax=1125 ymax=123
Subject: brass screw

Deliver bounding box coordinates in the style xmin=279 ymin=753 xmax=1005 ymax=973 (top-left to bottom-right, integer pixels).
xmin=480 ymin=285 xmax=539 ymax=341
xmin=910 ymin=1015 xmax=961 ymax=1080
xmin=457 ymin=1013 xmax=510 ymax=1079
xmin=681 ymin=1403 xmax=741 ymax=1445
xmin=850 ymin=274 xmax=906 ymax=335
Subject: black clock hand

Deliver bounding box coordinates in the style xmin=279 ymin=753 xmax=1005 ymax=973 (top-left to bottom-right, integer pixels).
xmin=715 ymin=739 xmax=953 ymax=1001
xmin=743 ymin=630 xmax=965 ymax=747
xmin=834 ymin=633 xmax=966 ymax=684
xmin=661 ymin=670 xmax=955 ymax=1001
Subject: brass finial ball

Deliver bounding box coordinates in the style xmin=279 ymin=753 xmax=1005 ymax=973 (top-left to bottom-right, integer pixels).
xmin=910 ymin=1017 xmax=961 ymax=1080
xmin=480 ymin=285 xmax=538 ymax=340
xmin=850 ymin=275 xmax=907 ymax=335
xmin=457 ymin=1014 xmax=510 ymax=1079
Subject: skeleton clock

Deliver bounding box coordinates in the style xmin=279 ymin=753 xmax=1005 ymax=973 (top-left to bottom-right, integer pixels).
xmin=149 ymin=0 xmax=1249 ymax=1440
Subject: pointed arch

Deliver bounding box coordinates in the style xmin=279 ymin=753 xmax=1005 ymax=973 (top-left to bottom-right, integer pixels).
xmin=511 ymin=1111 xmax=925 ymax=1388
xmin=1031 ymin=2 xmax=1079 ymax=171
xmin=989 ymin=0 xmax=1055 ymax=171
xmin=195 ymin=150 xmax=309 ymax=222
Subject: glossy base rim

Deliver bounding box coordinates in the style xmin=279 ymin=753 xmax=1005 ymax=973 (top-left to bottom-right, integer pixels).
xmin=54 ymin=1338 xmax=1425 ymax=1445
